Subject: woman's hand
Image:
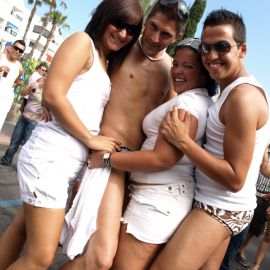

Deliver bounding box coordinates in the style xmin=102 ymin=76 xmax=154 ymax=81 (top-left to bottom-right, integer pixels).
xmin=87 ymin=135 xmax=121 ymax=153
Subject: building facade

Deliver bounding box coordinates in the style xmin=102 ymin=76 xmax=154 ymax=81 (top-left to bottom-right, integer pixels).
xmin=0 ymin=0 xmax=63 ymax=63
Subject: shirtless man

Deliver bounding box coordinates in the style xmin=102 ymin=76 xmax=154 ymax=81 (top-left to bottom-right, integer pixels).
xmin=59 ymin=1 xmax=189 ymax=270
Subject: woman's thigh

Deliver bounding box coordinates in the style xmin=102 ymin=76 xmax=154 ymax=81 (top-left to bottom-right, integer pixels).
xmin=112 ymin=224 xmax=161 ymax=270
xmin=23 ymin=203 xmax=65 ymax=260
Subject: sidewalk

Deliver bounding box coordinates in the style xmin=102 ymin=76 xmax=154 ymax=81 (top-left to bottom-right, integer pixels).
xmin=0 ymin=121 xmax=13 ymax=146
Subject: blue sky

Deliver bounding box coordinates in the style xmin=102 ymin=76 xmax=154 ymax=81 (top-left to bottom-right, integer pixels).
xmin=24 ymin=0 xmax=270 ymax=94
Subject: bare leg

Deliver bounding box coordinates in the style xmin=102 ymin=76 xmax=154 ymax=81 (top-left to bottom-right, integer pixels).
xmin=249 ymin=216 xmax=270 ymax=270
xmin=7 ymin=203 xmax=65 ymax=270
xmin=149 ymin=208 xmax=230 ymax=270
xmin=111 ymin=224 xmax=161 ymax=270
xmin=200 ymin=237 xmax=230 ymax=270
xmin=0 ymin=207 xmax=26 ymax=270
xmin=60 ymin=169 xmax=125 ymax=270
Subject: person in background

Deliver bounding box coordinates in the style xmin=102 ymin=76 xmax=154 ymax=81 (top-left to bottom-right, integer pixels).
xmin=150 ymin=9 xmax=270 ymax=270
xmin=19 ymin=63 xmax=48 ymax=118
xmin=0 ymin=0 xmax=143 ymax=269
xmin=0 ymin=71 xmax=47 ymax=167
xmin=0 ymin=40 xmax=25 ymax=131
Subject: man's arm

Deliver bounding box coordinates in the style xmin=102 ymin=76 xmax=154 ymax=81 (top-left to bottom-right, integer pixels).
xmin=161 ymin=85 xmax=268 ymax=192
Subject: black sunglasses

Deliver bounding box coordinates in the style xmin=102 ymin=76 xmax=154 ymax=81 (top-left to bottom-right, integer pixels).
xmin=13 ymin=45 xmax=24 ymax=54
xmin=112 ymin=21 xmax=140 ymax=37
xmin=198 ymin=41 xmax=241 ymax=56
xmin=160 ymin=0 xmax=189 ymax=21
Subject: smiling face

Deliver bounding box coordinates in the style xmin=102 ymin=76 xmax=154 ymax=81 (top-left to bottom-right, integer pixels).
xmin=101 ymin=23 xmax=136 ymax=54
xmin=201 ymin=24 xmax=246 ymax=89
xmin=9 ymin=42 xmax=25 ymax=61
xmin=171 ymin=47 xmax=206 ymax=95
xmin=141 ymin=12 xmax=179 ymax=58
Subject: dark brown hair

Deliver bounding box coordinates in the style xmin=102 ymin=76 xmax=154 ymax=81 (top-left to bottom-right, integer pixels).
xmin=85 ymin=0 xmax=143 ymax=74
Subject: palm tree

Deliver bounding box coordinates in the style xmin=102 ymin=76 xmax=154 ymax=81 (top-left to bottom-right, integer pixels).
xmin=165 ymin=0 xmax=207 ymax=56
xmin=22 ymin=0 xmax=44 ymax=41
xmin=38 ymin=10 xmax=70 ymax=62
xmin=139 ymin=0 xmax=155 ymax=18
xmin=28 ymin=0 xmax=67 ymax=59
xmin=183 ymin=0 xmax=206 ymax=39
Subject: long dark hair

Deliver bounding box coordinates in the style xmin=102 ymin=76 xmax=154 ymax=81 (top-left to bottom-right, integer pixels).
xmin=85 ymin=0 xmax=143 ymax=74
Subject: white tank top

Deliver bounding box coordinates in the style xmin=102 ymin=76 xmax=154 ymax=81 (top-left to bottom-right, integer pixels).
xmin=0 ymin=53 xmax=20 ymax=95
xmin=131 ymin=88 xmax=211 ymax=184
xmin=20 ymin=37 xmax=111 ymax=162
xmin=45 ymin=37 xmax=111 ymax=134
xmin=195 ymin=76 xmax=270 ymax=211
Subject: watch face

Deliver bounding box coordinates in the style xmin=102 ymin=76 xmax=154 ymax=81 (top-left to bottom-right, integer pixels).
xmin=103 ymin=152 xmax=111 ymax=168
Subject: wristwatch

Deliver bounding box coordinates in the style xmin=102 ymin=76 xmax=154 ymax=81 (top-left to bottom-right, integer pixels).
xmin=103 ymin=152 xmax=112 ymax=168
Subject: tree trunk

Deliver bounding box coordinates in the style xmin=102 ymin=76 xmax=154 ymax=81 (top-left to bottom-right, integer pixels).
xmin=38 ymin=24 xmax=56 ymax=61
xmin=28 ymin=3 xmax=54 ymax=59
xmin=23 ymin=1 xmax=38 ymax=41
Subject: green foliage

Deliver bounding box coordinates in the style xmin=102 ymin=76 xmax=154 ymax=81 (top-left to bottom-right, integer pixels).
xmin=183 ymin=0 xmax=206 ymax=39
xmin=139 ymin=0 xmax=155 ymax=19
xmin=166 ymin=0 xmax=207 ymax=56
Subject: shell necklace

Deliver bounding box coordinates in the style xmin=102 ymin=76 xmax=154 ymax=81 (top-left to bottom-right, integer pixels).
xmin=138 ymin=36 xmax=165 ymax=61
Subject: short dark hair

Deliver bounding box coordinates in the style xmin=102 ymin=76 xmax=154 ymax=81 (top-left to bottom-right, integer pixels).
xmin=85 ymin=0 xmax=143 ymax=74
xmin=13 ymin=39 xmax=26 ymax=48
xmin=203 ymin=9 xmax=246 ymax=44
xmin=147 ymin=1 xmax=189 ymax=34
xmin=36 ymin=63 xmax=48 ymax=71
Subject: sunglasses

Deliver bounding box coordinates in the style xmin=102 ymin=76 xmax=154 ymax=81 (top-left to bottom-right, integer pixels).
xmin=13 ymin=45 xmax=24 ymax=54
xmin=160 ymin=0 xmax=189 ymax=21
xmin=112 ymin=21 xmax=140 ymax=37
xmin=198 ymin=41 xmax=241 ymax=56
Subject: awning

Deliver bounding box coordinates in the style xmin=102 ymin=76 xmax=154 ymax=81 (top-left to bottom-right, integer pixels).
xmin=6 ymin=22 xmax=19 ymax=30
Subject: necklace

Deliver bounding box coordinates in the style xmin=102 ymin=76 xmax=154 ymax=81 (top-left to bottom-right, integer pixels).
xmin=138 ymin=36 xmax=165 ymax=61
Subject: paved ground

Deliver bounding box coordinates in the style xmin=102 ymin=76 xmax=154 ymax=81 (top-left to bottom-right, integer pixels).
xmin=0 ymin=121 xmax=269 ymax=269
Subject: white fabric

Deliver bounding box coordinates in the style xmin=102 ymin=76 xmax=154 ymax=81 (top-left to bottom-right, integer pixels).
xmin=0 ymin=53 xmax=20 ymax=130
xmin=60 ymin=167 xmax=111 ymax=259
xmin=17 ymin=154 xmax=82 ymax=208
xmin=44 ymin=38 xmax=111 ymax=135
xmin=123 ymin=182 xmax=194 ymax=244
xmin=195 ymin=76 xmax=270 ymax=211
xmin=131 ymin=88 xmax=211 ymax=184
xmin=60 ymin=88 xmax=211 ymax=258
xmin=18 ymin=36 xmax=111 ymax=208
xmin=28 ymin=71 xmax=42 ymax=86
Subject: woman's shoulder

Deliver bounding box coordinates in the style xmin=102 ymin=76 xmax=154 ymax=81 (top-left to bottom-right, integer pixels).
xmin=66 ymin=32 xmax=93 ymax=46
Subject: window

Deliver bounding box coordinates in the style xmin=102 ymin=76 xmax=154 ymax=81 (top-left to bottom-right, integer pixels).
xmin=33 ymin=25 xmax=50 ymax=38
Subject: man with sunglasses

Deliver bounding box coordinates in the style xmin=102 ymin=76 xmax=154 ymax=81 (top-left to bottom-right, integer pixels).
xmin=157 ymin=9 xmax=270 ymax=269
xmin=59 ymin=1 xmax=189 ymax=269
xmin=0 ymin=40 xmax=25 ymax=131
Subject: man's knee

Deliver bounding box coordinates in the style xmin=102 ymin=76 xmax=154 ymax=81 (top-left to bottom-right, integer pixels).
xmin=80 ymin=251 xmax=114 ymax=270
